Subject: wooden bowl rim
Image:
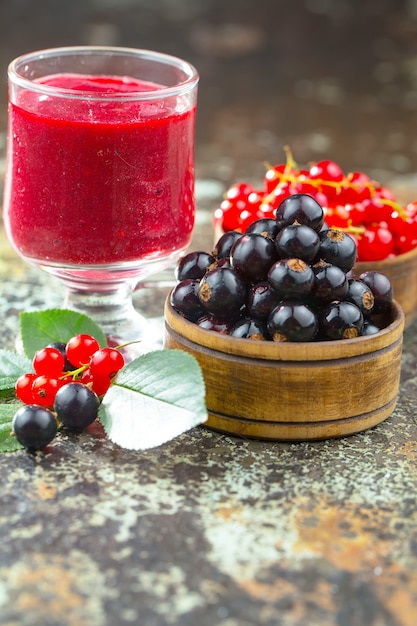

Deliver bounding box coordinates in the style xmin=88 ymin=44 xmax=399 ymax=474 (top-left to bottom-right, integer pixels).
xmin=164 ymin=297 xmax=404 ymax=362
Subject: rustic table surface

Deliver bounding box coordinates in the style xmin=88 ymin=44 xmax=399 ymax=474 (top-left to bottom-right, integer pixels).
xmin=2 ymin=2 xmax=417 ymax=625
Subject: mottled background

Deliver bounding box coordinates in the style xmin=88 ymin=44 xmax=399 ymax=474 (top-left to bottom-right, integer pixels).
xmin=1 ymin=0 xmax=417 ymax=198
xmin=2 ymin=4 xmax=417 ymax=626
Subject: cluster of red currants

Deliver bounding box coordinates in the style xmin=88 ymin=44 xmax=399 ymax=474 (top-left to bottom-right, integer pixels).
xmin=13 ymin=333 xmax=125 ymax=451
xmin=172 ymin=193 xmax=393 ymax=343
xmin=213 ymin=150 xmax=417 ymax=262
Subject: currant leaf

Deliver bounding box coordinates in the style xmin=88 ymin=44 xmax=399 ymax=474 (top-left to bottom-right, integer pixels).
xmin=0 ymin=349 xmax=32 ymax=398
xmin=0 ymin=404 xmax=23 ymax=452
xmin=20 ymin=309 xmax=107 ymax=358
xmin=99 ymin=349 xmax=207 ymax=450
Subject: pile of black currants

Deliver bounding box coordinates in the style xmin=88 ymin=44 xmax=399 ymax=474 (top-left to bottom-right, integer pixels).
xmin=171 ymin=193 xmax=394 ymax=342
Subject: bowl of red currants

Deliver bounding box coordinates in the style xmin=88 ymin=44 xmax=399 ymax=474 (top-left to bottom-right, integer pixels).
xmin=213 ymin=151 xmax=417 ymax=328
xmin=164 ymin=192 xmax=405 ymax=441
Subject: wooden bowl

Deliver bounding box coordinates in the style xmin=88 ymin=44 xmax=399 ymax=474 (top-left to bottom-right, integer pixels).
xmin=164 ymin=299 xmax=405 ymax=441
xmin=354 ymin=244 xmax=417 ymax=329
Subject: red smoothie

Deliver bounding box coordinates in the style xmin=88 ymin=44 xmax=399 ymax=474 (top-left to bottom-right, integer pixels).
xmin=4 ymin=73 xmax=196 ymax=266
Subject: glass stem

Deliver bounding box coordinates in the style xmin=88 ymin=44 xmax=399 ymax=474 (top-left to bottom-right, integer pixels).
xmin=63 ymin=284 xmax=160 ymax=357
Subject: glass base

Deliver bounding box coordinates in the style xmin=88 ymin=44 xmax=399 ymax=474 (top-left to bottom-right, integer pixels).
xmin=63 ymin=283 xmax=168 ymax=360
xmin=17 ymin=250 xmax=183 ymax=360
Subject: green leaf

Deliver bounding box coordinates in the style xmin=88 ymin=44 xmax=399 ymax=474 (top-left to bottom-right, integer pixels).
xmin=20 ymin=309 xmax=107 ymax=358
xmin=0 ymin=404 xmax=23 ymax=452
xmin=0 ymin=349 xmax=32 ymax=398
xmin=99 ymin=349 xmax=207 ymax=449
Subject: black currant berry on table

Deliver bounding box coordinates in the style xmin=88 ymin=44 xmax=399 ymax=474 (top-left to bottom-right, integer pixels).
xmin=12 ymin=405 xmax=57 ymax=452
xmin=275 ymin=193 xmax=325 ymax=233
xmin=54 ymin=382 xmax=100 ymax=430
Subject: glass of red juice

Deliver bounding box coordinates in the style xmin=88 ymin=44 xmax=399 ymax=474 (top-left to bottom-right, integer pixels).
xmin=3 ymin=46 xmax=199 ymax=352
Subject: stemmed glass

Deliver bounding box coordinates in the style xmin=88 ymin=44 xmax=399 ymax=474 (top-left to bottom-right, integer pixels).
xmin=3 ymin=46 xmax=199 ymax=354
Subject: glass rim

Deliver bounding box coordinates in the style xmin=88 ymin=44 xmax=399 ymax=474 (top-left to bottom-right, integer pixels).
xmin=8 ymin=45 xmax=199 ymax=101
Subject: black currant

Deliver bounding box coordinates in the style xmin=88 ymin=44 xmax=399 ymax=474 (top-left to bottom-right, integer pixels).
xmin=199 ymin=267 xmax=247 ymax=319
xmin=170 ymin=279 xmax=205 ymax=322
xmin=197 ymin=315 xmax=233 ymax=333
xmin=54 ymin=382 xmax=100 ymax=430
xmin=230 ymin=318 xmax=269 ymax=340
xmin=175 ymin=251 xmax=215 ymax=281
xmin=246 ymin=281 xmax=280 ymax=321
xmin=12 ymin=405 xmax=57 ymax=451
xmin=230 ymin=233 xmax=278 ymax=282
xmin=361 ymin=320 xmax=381 ymax=335
xmin=318 ymin=301 xmax=364 ymax=340
xmin=275 ymin=224 xmax=320 ymax=263
xmin=359 ymin=271 xmax=393 ymax=313
xmin=268 ymin=258 xmax=314 ymax=299
xmin=345 ymin=279 xmax=375 ymax=316
xmin=213 ymin=231 xmax=242 ymax=259
xmin=312 ymin=261 xmax=348 ymax=304
xmin=267 ymin=301 xmax=318 ymax=342
xmin=275 ymin=193 xmax=325 ymax=232
xmin=245 ymin=218 xmax=278 ymax=239
xmin=316 ymin=229 xmax=357 ymax=272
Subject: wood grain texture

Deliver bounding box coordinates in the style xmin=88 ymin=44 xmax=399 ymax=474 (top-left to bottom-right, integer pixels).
xmin=164 ymin=299 xmax=405 ymax=440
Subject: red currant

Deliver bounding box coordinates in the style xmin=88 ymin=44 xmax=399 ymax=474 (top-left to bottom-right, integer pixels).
xmin=264 ymin=164 xmax=296 ymax=193
xmin=15 ymin=373 xmax=37 ymax=404
xmin=89 ymin=347 xmax=125 ymax=384
xmin=32 ymin=375 xmax=63 ymax=408
xmin=342 ymin=172 xmax=372 ymax=204
xmin=357 ymin=225 xmax=394 ymax=261
xmin=360 ymin=198 xmax=393 ymax=225
xmin=81 ymin=368 xmax=111 ymax=397
xmin=309 ymin=159 xmax=344 ymax=203
xmin=33 ymin=346 xmax=65 ymax=377
xmin=66 ymin=334 xmax=100 ymax=367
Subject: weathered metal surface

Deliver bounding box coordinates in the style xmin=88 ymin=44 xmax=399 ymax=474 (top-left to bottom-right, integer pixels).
xmin=2 ymin=1 xmax=417 ymax=624
xmin=1 ymin=217 xmax=417 ymax=626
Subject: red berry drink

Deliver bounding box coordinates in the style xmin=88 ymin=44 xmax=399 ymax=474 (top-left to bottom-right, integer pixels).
xmin=3 ymin=47 xmax=199 ymax=350
xmin=3 ymin=47 xmax=199 ymax=288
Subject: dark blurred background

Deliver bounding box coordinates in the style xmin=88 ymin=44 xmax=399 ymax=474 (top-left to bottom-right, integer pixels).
xmin=1 ymin=0 xmax=417 ymax=201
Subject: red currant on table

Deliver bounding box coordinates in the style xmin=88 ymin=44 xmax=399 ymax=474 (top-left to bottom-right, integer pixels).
xmin=65 ymin=333 xmax=100 ymax=367
xmin=89 ymin=347 xmax=125 ymax=392
xmin=33 ymin=346 xmax=65 ymax=377
xmin=32 ymin=375 xmax=63 ymax=408
xmin=15 ymin=373 xmax=37 ymax=404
